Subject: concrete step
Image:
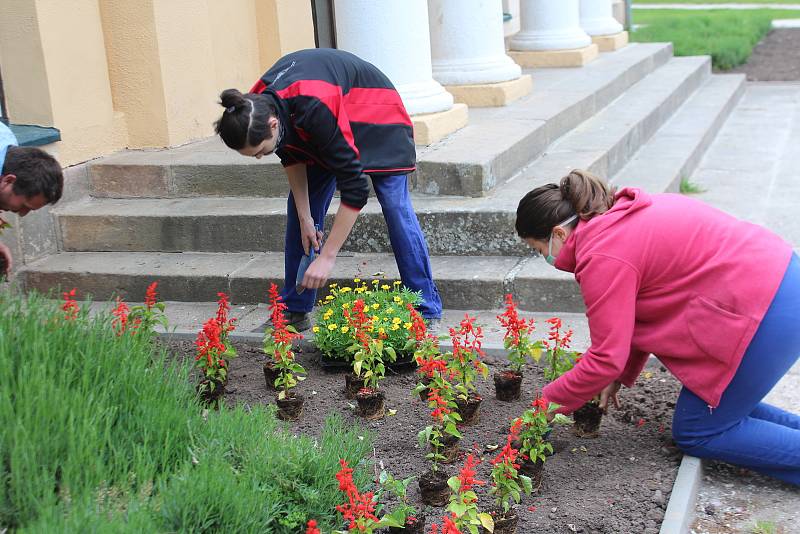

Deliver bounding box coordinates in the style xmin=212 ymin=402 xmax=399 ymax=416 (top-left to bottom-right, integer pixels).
xmin=19 ymin=251 xmax=580 ymax=312
xmin=612 ymin=74 xmax=746 ymax=193
xmin=87 ymin=43 xmax=673 ymax=199
xmin=58 ymin=55 xmax=710 ymax=256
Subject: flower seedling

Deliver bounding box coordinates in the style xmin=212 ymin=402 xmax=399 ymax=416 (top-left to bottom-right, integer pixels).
xmin=62 ymin=288 xmax=80 ymax=321
xmin=489 ymin=432 xmax=533 ymax=517
xmin=194 ymin=316 xmax=229 ymax=394
xmin=335 ymin=459 xmax=399 ymax=532
xmin=446 ymin=454 xmax=493 ymax=534
xmin=418 ymin=383 xmax=462 ymax=471
xmin=127 ymin=281 xmax=169 ymax=337
xmin=513 ymin=397 xmax=570 ymax=464
xmin=447 ymin=315 xmax=489 ymax=401
xmin=377 ymin=470 xmax=419 ymax=528
xmin=542 ymin=317 xmax=581 ymax=382
xmin=344 ymin=298 xmax=393 ymax=392
xmin=263 ymin=283 xmax=305 ymax=400
xmin=497 ymin=294 xmax=542 ymax=373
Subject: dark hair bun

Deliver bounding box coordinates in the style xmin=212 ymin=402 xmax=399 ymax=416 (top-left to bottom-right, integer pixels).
xmin=219 ymin=88 xmax=247 ymax=111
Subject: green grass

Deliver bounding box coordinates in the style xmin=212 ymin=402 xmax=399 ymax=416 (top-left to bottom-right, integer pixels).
xmin=631 ymin=9 xmax=800 ymax=70
xmin=679 ymin=176 xmax=706 ymax=193
xmin=752 ymin=520 xmax=778 ymax=534
xmin=0 ymin=290 xmax=372 ymax=532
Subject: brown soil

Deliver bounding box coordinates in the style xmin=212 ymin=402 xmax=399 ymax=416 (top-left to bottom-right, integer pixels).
xmin=731 ymin=29 xmax=800 ymax=81
xmin=166 ymin=340 xmax=683 ymax=534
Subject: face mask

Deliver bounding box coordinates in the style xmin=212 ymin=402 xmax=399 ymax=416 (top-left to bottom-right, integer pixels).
xmin=545 ymin=214 xmax=578 ymax=266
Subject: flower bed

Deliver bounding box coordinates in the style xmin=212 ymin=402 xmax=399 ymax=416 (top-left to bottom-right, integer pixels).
xmin=167 ymin=337 xmax=684 ymax=533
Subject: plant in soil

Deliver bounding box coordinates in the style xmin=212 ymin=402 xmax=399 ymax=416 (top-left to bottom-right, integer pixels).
xmin=541 ymin=317 xmax=581 ymax=382
xmin=418 ymin=375 xmax=463 ymax=506
xmin=511 ymin=397 xmax=570 ymax=489
xmin=377 ymin=470 xmax=424 ymax=533
xmin=488 ymin=429 xmax=533 ymax=532
xmin=263 ymin=284 xmax=306 ymax=420
xmin=335 ymin=459 xmax=401 ymax=532
xmin=194 ymin=314 xmax=235 ymax=403
xmin=495 ymin=294 xmax=543 ymax=401
xmin=313 ymin=279 xmax=421 ymax=362
xmin=127 ymin=281 xmax=169 ymax=337
xmin=447 ymin=315 xmax=489 ymax=424
xmin=446 ymin=453 xmax=494 ymax=534
xmin=344 ymin=298 xmax=394 ymax=418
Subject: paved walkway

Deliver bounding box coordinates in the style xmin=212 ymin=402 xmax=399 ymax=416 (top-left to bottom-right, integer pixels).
xmin=687 ymin=83 xmax=800 ymax=533
xmin=634 ymin=3 xmax=800 ymax=9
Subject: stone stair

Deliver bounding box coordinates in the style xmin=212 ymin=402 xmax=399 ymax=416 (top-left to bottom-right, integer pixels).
xmin=21 ymin=43 xmax=745 ymax=312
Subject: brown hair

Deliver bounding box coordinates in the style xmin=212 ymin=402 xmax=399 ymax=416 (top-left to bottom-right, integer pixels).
xmin=2 ymin=146 xmax=63 ymax=204
xmin=515 ymin=169 xmax=616 ymax=240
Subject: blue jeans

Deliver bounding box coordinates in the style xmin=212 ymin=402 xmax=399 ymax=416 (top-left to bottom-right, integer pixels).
xmin=280 ymin=165 xmax=442 ymax=319
xmin=672 ymin=253 xmax=800 ymax=485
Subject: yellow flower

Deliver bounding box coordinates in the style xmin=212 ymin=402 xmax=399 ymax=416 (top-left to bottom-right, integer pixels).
xmin=340 ymin=287 xmax=352 ymax=293
xmin=372 ymin=279 xmax=379 ymax=286
xmin=372 ymin=315 xmax=379 ymax=322
xmin=393 ymin=280 xmax=401 ymax=286
xmin=392 ymin=317 xmax=402 ymax=325
xmin=381 ymin=284 xmax=390 ymax=290
xmin=378 ymin=327 xmax=385 ymax=334
xmin=325 ymin=295 xmax=334 ymax=301
xmin=404 ymin=322 xmax=412 ymax=330
xmin=342 ymin=302 xmax=351 ymax=309
xmin=323 ymin=310 xmax=333 ymax=320
xmin=385 ymin=307 xmax=395 ymax=314
xmin=382 ymin=317 xmax=388 ymax=322
xmin=353 ymin=278 xmax=361 ymax=283
xmin=393 ymin=296 xmax=403 ymax=304
xmin=327 ymin=323 xmax=339 ymax=331
xmin=312 ymin=326 xmax=320 ymax=333
xmin=371 ymin=303 xmax=380 ymax=310
xmin=329 ymin=283 xmax=338 ymax=288
xmin=355 ymin=287 xmax=366 ymax=294
xmin=341 ymin=326 xmax=350 ymax=333
xmin=390 ymin=324 xmax=400 ymax=331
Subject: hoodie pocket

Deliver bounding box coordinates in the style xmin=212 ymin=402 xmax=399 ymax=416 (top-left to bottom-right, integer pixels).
xmin=685 ymin=295 xmax=754 ymax=367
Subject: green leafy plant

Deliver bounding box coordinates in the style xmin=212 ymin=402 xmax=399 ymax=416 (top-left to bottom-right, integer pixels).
xmin=418 ymin=381 xmax=462 ymax=472
xmin=680 ymin=176 xmax=706 ymax=195
xmin=751 ymin=520 xmax=778 ymax=534
xmin=313 ymin=279 xmax=421 ymax=361
xmin=447 ymin=454 xmax=493 ymax=534
xmin=513 ymin=398 xmax=570 ymax=464
xmin=263 ymin=283 xmax=305 ymax=399
xmin=127 ymin=281 xmax=169 ymax=337
xmin=335 ymin=459 xmax=401 ymax=532
xmin=489 ymin=432 xmax=532 ymax=515
xmin=344 ymin=298 xmax=395 ymax=391
xmin=377 ymin=470 xmax=419 ymax=528
xmin=447 ymin=315 xmax=489 ymax=400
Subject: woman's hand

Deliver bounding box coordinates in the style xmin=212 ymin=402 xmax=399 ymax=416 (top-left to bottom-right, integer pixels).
xmin=301 ymin=253 xmax=336 ymax=290
xmin=599 ymin=381 xmax=622 ymax=413
xmin=299 ymin=215 xmax=323 ymax=255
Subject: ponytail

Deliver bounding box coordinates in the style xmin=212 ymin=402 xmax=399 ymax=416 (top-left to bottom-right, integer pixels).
xmin=214 ymin=88 xmax=278 ymax=150
xmin=515 ymin=169 xmax=616 ymax=239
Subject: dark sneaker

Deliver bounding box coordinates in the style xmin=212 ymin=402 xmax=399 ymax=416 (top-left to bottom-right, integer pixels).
xmin=252 ymin=312 xmax=312 ymax=333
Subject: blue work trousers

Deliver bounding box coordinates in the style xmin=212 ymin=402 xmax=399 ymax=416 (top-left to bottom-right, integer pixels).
xmin=672 ymin=254 xmax=800 ymax=485
xmin=280 ymin=165 xmax=442 ymax=319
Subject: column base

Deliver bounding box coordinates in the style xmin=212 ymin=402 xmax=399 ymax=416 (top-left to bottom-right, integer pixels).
xmin=592 ymin=31 xmax=629 ymax=52
xmin=412 ymin=103 xmax=469 ymax=145
xmin=508 ymin=43 xmax=599 ymax=68
xmin=444 ymin=75 xmax=533 ymax=108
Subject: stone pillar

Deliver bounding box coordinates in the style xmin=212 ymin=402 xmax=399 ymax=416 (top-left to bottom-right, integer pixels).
xmin=429 ymin=0 xmax=532 ymax=107
xmin=509 ymin=0 xmax=598 ymax=68
xmin=579 ymin=0 xmax=629 ymax=52
xmin=334 ymin=0 xmax=468 ymax=144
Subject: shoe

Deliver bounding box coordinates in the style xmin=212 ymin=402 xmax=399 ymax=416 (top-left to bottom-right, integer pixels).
xmin=252 ymin=312 xmax=312 ymax=333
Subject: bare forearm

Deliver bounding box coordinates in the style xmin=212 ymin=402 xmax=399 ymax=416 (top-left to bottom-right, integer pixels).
xmin=285 ymin=165 xmax=312 ymax=223
xmin=320 ymin=204 xmax=359 ymax=260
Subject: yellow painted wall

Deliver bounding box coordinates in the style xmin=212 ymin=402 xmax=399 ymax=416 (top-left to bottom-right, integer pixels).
xmin=0 ymin=0 xmax=315 ymax=165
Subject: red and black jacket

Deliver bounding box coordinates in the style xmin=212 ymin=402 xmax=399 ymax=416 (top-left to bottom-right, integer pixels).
xmin=250 ymin=48 xmax=416 ymax=210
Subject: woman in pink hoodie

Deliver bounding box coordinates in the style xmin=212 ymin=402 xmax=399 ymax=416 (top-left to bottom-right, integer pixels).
xmin=516 ymin=170 xmax=799 ymax=485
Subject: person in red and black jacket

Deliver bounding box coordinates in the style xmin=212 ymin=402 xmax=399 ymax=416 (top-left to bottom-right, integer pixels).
xmin=215 ymin=48 xmax=442 ymax=331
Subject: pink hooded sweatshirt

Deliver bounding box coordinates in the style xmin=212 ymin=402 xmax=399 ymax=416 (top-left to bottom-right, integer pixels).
xmin=542 ymin=188 xmax=792 ymax=413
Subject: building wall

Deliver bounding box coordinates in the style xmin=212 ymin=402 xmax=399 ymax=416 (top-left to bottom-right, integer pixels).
xmin=0 ymin=0 xmax=315 ymax=166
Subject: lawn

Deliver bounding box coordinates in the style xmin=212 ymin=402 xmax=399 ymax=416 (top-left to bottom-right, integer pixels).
xmin=630 ymin=9 xmax=800 ymax=69
xmin=0 ymin=290 xmax=372 ymax=533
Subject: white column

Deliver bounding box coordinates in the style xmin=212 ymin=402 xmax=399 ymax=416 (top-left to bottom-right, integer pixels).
xmin=580 ymin=0 xmax=624 ymax=36
xmin=429 ymin=0 xmax=521 ymax=86
xmin=334 ymin=0 xmax=453 ymax=115
xmin=510 ymin=0 xmax=591 ymax=51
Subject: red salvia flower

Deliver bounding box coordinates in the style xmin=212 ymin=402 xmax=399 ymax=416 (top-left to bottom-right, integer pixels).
xmin=456 ymin=453 xmax=485 ymax=495
xmin=111 ymin=296 xmax=130 ymax=336
xmin=267 ymin=283 xmax=302 ymax=347
xmin=441 ymin=515 xmax=462 ymax=534
xmin=62 ymin=288 xmax=79 ymax=320
xmin=491 ymin=433 xmax=521 ymax=471
xmin=497 ymin=293 xmax=535 ymax=347
xmin=144 ymin=281 xmax=158 ymax=310
xmin=416 ymin=353 xmax=449 ymax=379
xmin=344 ymin=299 xmax=372 ymax=350
xmin=305 ymin=519 xmax=321 ymax=534
xmin=406 ymin=303 xmax=429 ymax=342
xmin=335 ymin=459 xmax=380 ymax=531
xmin=427 ymin=387 xmax=452 ymax=423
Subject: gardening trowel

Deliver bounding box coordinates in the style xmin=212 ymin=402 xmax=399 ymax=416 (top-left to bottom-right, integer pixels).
xmin=296 ymin=223 xmax=323 ymax=294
